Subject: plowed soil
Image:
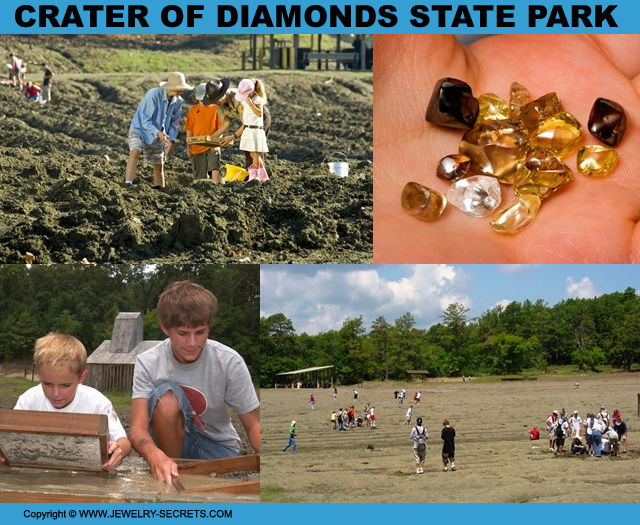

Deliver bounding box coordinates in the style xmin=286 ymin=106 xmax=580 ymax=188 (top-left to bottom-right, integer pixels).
xmin=0 ymin=36 xmax=372 ymax=263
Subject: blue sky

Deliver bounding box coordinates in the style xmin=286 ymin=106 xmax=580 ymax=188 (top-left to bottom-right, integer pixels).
xmin=260 ymin=265 xmax=640 ymax=335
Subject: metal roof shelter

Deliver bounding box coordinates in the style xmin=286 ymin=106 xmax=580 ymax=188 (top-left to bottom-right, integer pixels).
xmin=405 ymin=370 xmax=432 ymax=382
xmin=276 ymin=365 xmax=335 ymax=388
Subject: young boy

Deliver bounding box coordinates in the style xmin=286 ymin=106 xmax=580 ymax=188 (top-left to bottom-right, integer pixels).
xmin=441 ymin=419 xmax=456 ymax=472
xmin=7 ymin=333 xmax=131 ymax=470
xmin=184 ymin=83 xmax=223 ymax=181
xmin=129 ymin=281 xmax=260 ymax=485
xmin=125 ymin=72 xmax=192 ymax=189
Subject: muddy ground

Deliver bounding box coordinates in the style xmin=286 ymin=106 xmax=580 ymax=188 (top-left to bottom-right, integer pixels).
xmin=0 ymin=36 xmax=372 ymax=263
xmin=260 ymin=375 xmax=640 ymax=502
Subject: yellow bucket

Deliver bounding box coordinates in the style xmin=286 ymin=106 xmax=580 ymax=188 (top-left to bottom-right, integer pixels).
xmin=224 ymin=164 xmax=249 ymax=181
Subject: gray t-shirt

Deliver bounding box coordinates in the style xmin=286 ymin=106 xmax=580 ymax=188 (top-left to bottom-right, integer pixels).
xmin=132 ymin=338 xmax=259 ymax=451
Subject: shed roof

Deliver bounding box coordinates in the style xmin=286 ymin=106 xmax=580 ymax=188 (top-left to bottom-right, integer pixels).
xmin=87 ymin=340 xmax=161 ymax=365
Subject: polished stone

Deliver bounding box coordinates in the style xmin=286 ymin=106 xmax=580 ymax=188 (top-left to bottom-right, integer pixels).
xmin=528 ymin=112 xmax=582 ymax=158
xmin=520 ymin=92 xmax=564 ymax=131
xmin=588 ymin=97 xmax=627 ymax=147
xmin=478 ymin=93 xmax=510 ymax=121
xmin=447 ymin=175 xmax=502 ymax=218
xmin=436 ymin=154 xmax=471 ymax=182
xmin=513 ymin=147 xmax=574 ymax=199
xmin=509 ymin=82 xmax=530 ymax=119
xmin=577 ymin=145 xmax=618 ymax=177
xmin=459 ymin=120 xmax=529 ymax=183
xmin=426 ymin=77 xmax=479 ymax=129
xmin=490 ymin=194 xmax=542 ymax=234
xmin=401 ymin=182 xmax=447 ymax=221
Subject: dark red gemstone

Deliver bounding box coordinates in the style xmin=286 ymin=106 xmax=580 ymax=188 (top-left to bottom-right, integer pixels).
xmin=588 ymin=97 xmax=627 ymax=147
xmin=426 ymin=78 xmax=479 ymax=130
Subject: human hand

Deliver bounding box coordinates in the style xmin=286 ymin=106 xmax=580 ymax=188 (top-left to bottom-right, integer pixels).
xmin=102 ymin=441 xmax=125 ymax=470
xmin=373 ymin=35 xmax=640 ymax=263
xmin=148 ymin=450 xmax=179 ymax=485
xmin=220 ymin=135 xmax=235 ymax=146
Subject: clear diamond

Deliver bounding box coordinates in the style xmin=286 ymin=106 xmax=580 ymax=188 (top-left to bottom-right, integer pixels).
xmin=447 ymin=176 xmax=502 ymax=218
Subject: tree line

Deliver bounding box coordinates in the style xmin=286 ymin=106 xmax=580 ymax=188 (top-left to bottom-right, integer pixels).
xmin=260 ymin=287 xmax=640 ymax=387
xmin=0 ymin=264 xmax=259 ymax=380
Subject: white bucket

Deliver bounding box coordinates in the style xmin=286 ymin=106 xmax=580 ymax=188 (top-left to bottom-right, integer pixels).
xmin=323 ymin=152 xmax=349 ymax=178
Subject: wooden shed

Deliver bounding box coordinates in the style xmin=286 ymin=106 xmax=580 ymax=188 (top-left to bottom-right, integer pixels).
xmin=405 ymin=370 xmax=432 ymax=382
xmin=86 ymin=312 xmax=160 ymax=392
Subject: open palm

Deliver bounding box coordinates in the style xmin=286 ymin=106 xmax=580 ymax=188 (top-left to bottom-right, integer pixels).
xmin=373 ymin=35 xmax=640 ymax=263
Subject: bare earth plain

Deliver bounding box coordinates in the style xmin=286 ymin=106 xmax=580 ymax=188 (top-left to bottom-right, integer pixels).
xmin=0 ymin=35 xmax=372 ymax=264
xmin=260 ymin=374 xmax=640 ymax=502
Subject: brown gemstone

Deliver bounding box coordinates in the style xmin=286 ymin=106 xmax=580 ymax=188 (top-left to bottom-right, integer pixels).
xmin=513 ymin=148 xmax=573 ymax=200
xmin=588 ymin=97 xmax=627 ymax=147
xmin=401 ymin=182 xmax=447 ymax=221
xmin=509 ymin=82 xmax=530 ymax=119
xmin=436 ymin=154 xmax=471 ymax=182
xmin=426 ymin=78 xmax=479 ymax=130
xmin=520 ymin=92 xmax=564 ymax=131
xmin=459 ymin=120 xmax=529 ymax=184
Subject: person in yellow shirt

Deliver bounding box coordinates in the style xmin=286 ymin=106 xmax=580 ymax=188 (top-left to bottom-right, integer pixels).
xmin=184 ymin=83 xmax=223 ymax=181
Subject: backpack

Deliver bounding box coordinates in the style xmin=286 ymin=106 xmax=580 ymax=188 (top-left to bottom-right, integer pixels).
xmin=415 ymin=427 xmax=427 ymax=452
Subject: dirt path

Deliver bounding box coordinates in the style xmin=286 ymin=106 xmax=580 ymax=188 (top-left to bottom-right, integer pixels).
xmin=260 ymin=375 xmax=640 ymax=502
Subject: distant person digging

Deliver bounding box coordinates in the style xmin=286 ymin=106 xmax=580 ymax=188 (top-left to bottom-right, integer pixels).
xmin=202 ymin=77 xmax=272 ymax=170
xmin=125 ymin=72 xmax=193 ymax=189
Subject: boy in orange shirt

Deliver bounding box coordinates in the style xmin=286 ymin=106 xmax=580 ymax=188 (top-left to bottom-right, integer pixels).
xmin=185 ymin=83 xmax=223 ymax=181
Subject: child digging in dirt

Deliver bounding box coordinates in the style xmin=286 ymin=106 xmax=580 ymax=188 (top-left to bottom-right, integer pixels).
xmin=125 ymin=72 xmax=193 ymax=189
xmin=235 ymin=78 xmax=269 ymax=182
xmin=184 ymin=83 xmax=223 ymax=182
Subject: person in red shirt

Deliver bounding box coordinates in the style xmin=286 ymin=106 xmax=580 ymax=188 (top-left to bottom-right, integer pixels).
xmin=23 ymin=81 xmax=42 ymax=102
xmin=529 ymin=426 xmax=540 ymax=440
xmin=185 ymin=83 xmax=223 ymax=181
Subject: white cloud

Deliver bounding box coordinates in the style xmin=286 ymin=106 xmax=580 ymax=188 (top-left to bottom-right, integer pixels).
xmin=566 ymin=276 xmax=597 ymax=299
xmin=260 ymin=265 xmax=472 ymax=334
xmin=494 ymin=299 xmax=513 ymax=309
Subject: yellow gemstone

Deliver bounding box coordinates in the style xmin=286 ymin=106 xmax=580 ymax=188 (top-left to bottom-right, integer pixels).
xmin=490 ymin=194 xmax=542 ymax=234
xmin=509 ymin=82 xmax=530 ymax=119
xmin=459 ymin=120 xmax=529 ymax=184
xmin=401 ymin=182 xmax=447 ymax=221
xmin=528 ymin=112 xmax=582 ymax=158
xmin=520 ymin=93 xmax=564 ymax=131
xmin=478 ymin=93 xmax=510 ymax=121
xmin=513 ymin=148 xmax=573 ymax=200
xmin=577 ymin=145 xmax=618 ymax=178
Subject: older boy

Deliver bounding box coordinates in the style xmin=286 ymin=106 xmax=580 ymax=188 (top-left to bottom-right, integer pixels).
xmin=130 ymin=281 xmax=260 ymax=485
xmin=125 ymin=72 xmax=192 ymax=189
xmin=9 ymin=333 xmax=131 ymax=470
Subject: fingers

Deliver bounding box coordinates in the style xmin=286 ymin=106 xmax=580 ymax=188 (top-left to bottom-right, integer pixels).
xmin=589 ymin=35 xmax=640 ymax=79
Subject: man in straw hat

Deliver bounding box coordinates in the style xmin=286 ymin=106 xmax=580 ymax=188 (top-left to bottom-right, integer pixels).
xmin=125 ymin=71 xmax=193 ymax=189
xmin=202 ymin=77 xmax=271 ymax=168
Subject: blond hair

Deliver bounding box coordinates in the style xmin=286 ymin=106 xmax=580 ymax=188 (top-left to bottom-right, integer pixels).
xmin=34 ymin=333 xmax=87 ymax=377
xmin=252 ymin=78 xmax=267 ymax=105
xmin=157 ymin=281 xmax=218 ymax=329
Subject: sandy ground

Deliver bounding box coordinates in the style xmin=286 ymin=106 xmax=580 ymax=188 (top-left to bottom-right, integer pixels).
xmin=0 ymin=36 xmax=372 ymax=264
xmin=260 ymin=374 xmax=640 ymax=502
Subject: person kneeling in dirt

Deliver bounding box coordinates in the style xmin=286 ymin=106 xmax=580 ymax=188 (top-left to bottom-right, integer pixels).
xmin=125 ymin=72 xmax=192 ymax=189
xmin=571 ymin=437 xmax=587 ymax=455
xmin=129 ymin=281 xmax=260 ymax=485
xmin=202 ymin=78 xmax=272 ymax=169
xmin=23 ymin=81 xmax=42 ymax=102
xmin=410 ymin=417 xmax=428 ymax=474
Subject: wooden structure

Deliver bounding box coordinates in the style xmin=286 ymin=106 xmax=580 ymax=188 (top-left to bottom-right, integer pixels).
xmin=275 ymin=365 xmax=334 ymax=388
xmin=405 ymin=370 xmax=432 ymax=382
xmin=0 ymin=454 xmax=259 ymax=503
xmin=244 ymin=35 xmax=371 ymax=71
xmin=0 ymin=409 xmax=107 ymax=472
xmin=86 ymin=312 xmax=160 ymax=392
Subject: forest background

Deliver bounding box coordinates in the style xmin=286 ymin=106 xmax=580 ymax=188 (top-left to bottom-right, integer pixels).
xmin=0 ymin=264 xmax=259 ymax=380
xmin=260 ymin=287 xmax=640 ymax=386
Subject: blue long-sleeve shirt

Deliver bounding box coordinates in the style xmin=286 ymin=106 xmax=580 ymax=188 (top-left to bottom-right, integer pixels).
xmin=129 ymin=87 xmax=183 ymax=145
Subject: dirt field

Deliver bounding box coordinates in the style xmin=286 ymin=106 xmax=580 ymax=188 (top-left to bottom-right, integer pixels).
xmin=0 ymin=36 xmax=372 ymax=264
xmin=260 ymin=375 xmax=640 ymax=502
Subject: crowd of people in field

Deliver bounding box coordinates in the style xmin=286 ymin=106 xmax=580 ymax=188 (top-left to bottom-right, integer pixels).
xmin=530 ymin=405 xmax=628 ymax=458
xmin=7 ymin=53 xmax=54 ymax=104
